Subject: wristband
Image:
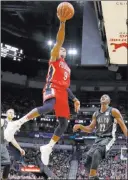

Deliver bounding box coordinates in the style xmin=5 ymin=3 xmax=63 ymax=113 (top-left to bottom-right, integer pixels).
xmin=67 ymin=88 xmax=76 ymax=101
xmin=73 ymin=98 xmax=78 ymax=102
xmin=61 ymin=21 xmax=65 ymax=24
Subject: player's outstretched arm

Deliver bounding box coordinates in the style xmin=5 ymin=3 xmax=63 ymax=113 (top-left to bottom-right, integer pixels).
xmin=50 ymin=21 xmax=66 ymax=62
xmin=112 ymin=108 xmax=128 ymax=137
xmin=11 ymin=137 xmax=25 ymax=156
xmin=73 ymin=113 xmax=96 ymax=133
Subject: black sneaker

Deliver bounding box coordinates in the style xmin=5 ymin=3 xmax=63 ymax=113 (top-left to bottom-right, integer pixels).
xmin=89 ymin=176 xmax=99 ymax=180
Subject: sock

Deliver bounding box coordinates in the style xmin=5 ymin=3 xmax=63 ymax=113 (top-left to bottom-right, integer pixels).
xmin=49 ymin=135 xmax=60 ymax=148
xmin=89 ymin=169 xmax=97 ymax=177
xmin=19 ymin=108 xmax=40 ymax=125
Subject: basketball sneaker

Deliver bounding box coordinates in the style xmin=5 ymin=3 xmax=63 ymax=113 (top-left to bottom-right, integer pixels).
xmin=40 ymin=144 xmax=52 ymax=165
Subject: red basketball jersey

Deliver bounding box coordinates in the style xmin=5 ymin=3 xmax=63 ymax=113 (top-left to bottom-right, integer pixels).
xmin=44 ymin=58 xmax=71 ymax=90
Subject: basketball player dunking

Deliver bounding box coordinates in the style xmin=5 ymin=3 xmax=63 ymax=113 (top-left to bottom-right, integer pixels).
xmin=1 ymin=109 xmax=25 ymax=180
xmin=73 ymin=94 xmax=128 ymax=180
xmin=5 ymin=4 xmax=80 ymax=166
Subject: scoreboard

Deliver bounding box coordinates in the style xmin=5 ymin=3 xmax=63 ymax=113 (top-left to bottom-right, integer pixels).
xmin=1 ymin=43 xmax=24 ymax=61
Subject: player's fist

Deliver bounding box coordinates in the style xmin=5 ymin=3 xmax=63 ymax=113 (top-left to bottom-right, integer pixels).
xmin=20 ymin=148 xmax=25 ymax=156
xmin=73 ymin=124 xmax=81 ymax=132
xmin=74 ymin=98 xmax=80 ymax=113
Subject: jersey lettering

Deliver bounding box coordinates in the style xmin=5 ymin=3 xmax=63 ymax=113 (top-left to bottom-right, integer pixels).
xmin=95 ymin=107 xmax=117 ymax=137
xmin=44 ymin=58 xmax=71 ymax=90
xmin=59 ymin=61 xmax=71 ymax=74
xmin=63 ymin=71 xmax=68 ymax=81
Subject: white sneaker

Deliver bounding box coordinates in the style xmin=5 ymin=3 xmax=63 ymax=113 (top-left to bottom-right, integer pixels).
xmin=4 ymin=121 xmax=21 ymax=142
xmin=40 ymin=144 xmax=52 ymax=165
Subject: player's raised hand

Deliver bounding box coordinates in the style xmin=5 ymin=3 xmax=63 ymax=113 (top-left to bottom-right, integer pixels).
xmin=57 ymin=2 xmax=74 ymax=22
xmin=73 ymin=124 xmax=81 ymax=132
xmin=74 ymin=99 xmax=80 ymax=113
xmin=57 ymin=13 xmax=67 ymax=22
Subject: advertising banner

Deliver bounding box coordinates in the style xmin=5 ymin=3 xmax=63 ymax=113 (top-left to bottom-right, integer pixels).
xmin=101 ymin=1 xmax=127 ymax=64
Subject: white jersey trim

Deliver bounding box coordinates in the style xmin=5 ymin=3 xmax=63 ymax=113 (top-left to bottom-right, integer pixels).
xmin=106 ymin=119 xmax=117 ymax=152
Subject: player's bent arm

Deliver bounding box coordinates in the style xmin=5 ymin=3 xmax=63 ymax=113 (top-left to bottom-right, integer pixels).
xmin=1 ymin=118 xmax=4 ymax=127
xmin=73 ymin=113 xmax=96 ymax=133
xmin=50 ymin=21 xmax=65 ymax=61
xmin=112 ymin=108 xmax=128 ymax=137
xmin=67 ymin=88 xmax=76 ymax=101
xmin=79 ymin=113 xmax=96 ymax=133
xmin=11 ymin=137 xmax=23 ymax=152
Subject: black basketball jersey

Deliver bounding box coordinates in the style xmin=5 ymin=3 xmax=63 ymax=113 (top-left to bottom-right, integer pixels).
xmin=95 ymin=107 xmax=117 ymax=138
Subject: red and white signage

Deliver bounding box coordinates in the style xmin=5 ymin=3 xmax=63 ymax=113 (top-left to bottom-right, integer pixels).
xmin=101 ymin=1 xmax=127 ymax=64
xmin=21 ymin=165 xmax=40 ymax=173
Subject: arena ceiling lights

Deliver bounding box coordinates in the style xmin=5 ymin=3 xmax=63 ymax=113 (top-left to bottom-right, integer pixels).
xmin=101 ymin=1 xmax=127 ymax=64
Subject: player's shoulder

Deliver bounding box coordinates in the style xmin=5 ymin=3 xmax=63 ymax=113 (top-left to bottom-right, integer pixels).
xmin=111 ymin=107 xmax=120 ymax=113
xmin=111 ymin=107 xmax=121 ymax=117
xmin=93 ymin=110 xmax=99 ymax=118
xmin=94 ymin=107 xmax=101 ymax=115
xmin=49 ymin=58 xmax=61 ymax=64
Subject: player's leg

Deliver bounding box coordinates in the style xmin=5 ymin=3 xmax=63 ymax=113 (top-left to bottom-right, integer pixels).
xmin=89 ymin=149 xmax=102 ymax=180
xmin=40 ymin=117 xmax=68 ymax=165
xmin=50 ymin=117 xmax=68 ymax=147
xmin=49 ymin=90 xmax=69 ymax=148
xmin=4 ymin=98 xmax=56 ymax=142
xmin=40 ymin=90 xmax=69 ymax=165
xmin=84 ymin=155 xmax=92 ymax=173
xmin=83 ymin=144 xmax=96 ymax=174
xmin=2 ymin=164 xmax=11 ymax=180
xmin=89 ymin=137 xmax=113 ymax=179
xmin=19 ymin=98 xmax=56 ymax=125
xmin=1 ymin=144 xmax=11 ymax=180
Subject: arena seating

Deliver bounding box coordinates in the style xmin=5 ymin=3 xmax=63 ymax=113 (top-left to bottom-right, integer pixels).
xmin=6 ymin=146 xmax=127 ymax=180
xmin=76 ymin=151 xmax=127 ymax=180
xmin=49 ymin=150 xmax=72 ymax=179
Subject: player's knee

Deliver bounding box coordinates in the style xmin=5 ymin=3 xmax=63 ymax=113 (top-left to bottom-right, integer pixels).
xmin=58 ymin=117 xmax=68 ymax=130
xmin=84 ymin=155 xmax=92 ymax=172
xmin=91 ymin=149 xmax=102 ymax=170
xmin=37 ymin=104 xmax=53 ymax=115
xmin=54 ymin=118 xmax=68 ymax=137
xmin=84 ymin=155 xmax=91 ymax=166
xmin=93 ymin=149 xmax=101 ymax=160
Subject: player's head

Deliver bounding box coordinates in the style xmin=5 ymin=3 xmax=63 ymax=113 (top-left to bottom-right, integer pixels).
xmin=6 ymin=109 xmax=15 ymax=120
xmin=100 ymin=94 xmax=111 ymax=105
xmin=59 ymin=47 xmax=66 ymax=59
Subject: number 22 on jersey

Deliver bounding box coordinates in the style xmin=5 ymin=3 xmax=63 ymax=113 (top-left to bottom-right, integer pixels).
xmin=100 ymin=124 xmax=106 ymax=132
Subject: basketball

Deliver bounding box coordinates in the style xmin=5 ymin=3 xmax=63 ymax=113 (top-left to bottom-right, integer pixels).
xmin=57 ymin=2 xmax=74 ymax=21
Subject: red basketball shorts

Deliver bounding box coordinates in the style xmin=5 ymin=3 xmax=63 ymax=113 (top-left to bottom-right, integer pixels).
xmin=43 ymin=88 xmax=70 ymax=119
